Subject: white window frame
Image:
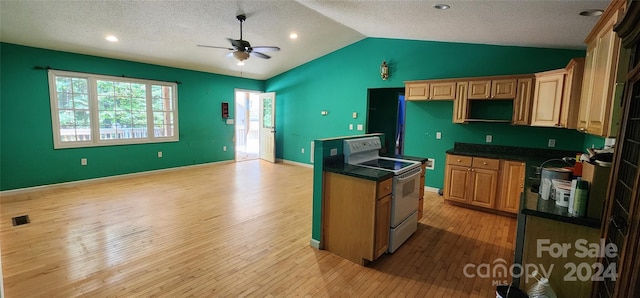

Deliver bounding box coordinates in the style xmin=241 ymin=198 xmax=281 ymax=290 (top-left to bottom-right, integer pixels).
xmin=48 ymin=70 xmax=179 ymax=149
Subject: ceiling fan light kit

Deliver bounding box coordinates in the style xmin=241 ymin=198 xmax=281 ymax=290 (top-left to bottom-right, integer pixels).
xmin=197 ymin=14 xmax=280 ymax=65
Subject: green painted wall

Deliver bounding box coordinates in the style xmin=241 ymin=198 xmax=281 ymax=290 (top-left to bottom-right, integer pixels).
xmin=266 ymin=38 xmax=587 ymax=190
xmin=0 ymin=43 xmax=264 ymax=190
xmin=583 ymin=134 xmax=606 ymax=150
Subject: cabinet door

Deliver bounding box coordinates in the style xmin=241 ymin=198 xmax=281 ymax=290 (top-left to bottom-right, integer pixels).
xmin=587 ymin=15 xmax=621 ymax=136
xmin=374 ymin=194 xmax=391 ymax=258
xmin=500 ymin=161 xmax=525 ymax=214
xmin=468 ymin=80 xmax=491 ymax=99
xmin=513 ymin=78 xmax=533 ymax=125
xmin=492 ymin=79 xmax=517 ymax=99
xmin=444 ymin=165 xmax=470 ymax=203
xmin=429 ymin=82 xmax=456 ymax=100
xmin=531 ymin=72 xmax=565 ymax=127
xmin=560 ymin=58 xmax=584 ymax=129
xmin=578 ymin=45 xmax=596 ymax=132
xmin=470 ymin=168 xmax=498 ymax=208
xmin=453 ymin=82 xmax=469 ymax=123
xmin=405 ymin=83 xmax=429 ymax=100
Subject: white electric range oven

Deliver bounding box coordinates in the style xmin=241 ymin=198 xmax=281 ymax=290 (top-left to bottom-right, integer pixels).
xmin=343 ymin=136 xmax=422 ymax=253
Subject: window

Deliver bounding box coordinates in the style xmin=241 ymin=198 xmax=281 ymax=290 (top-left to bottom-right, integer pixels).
xmin=48 ymin=70 xmax=178 ymax=148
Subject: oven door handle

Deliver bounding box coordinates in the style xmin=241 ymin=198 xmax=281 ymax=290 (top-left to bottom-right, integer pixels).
xmin=396 ymin=167 xmax=422 ymax=181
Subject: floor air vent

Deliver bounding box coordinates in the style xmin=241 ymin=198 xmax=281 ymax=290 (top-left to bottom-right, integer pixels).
xmin=12 ymin=215 xmax=30 ymax=226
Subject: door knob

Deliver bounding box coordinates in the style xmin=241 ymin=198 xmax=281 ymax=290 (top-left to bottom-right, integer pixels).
xmin=610 ymin=215 xmax=628 ymax=234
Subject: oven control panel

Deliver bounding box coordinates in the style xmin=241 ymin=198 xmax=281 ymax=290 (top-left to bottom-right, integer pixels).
xmin=344 ymin=137 xmax=382 ymax=154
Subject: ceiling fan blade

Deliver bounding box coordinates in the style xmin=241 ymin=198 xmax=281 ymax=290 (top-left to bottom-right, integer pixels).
xmin=197 ymin=45 xmax=234 ymax=50
xmin=251 ymin=46 xmax=280 ymax=52
xmin=250 ymin=51 xmax=271 ymax=59
xmin=227 ymin=38 xmax=242 ymax=49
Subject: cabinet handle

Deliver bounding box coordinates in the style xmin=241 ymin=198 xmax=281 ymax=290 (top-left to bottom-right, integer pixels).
xmin=483 ymin=162 xmax=487 ymax=165
xmin=578 ymin=127 xmax=587 ymax=133
xmin=457 ymin=159 xmax=462 ymax=162
xmin=468 ymin=168 xmax=471 ymax=171
xmin=385 ymin=186 xmax=390 ymax=190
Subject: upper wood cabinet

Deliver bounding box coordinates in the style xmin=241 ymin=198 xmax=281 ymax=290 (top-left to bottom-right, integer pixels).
xmin=429 ymin=82 xmax=456 ymax=100
xmin=453 ymin=82 xmax=469 ymax=123
xmin=468 ymin=79 xmax=517 ymax=99
xmin=531 ymin=69 xmax=566 ymax=127
xmin=512 ymin=78 xmax=534 ymax=125
xmin=560 ymin=58 xmax=585 ymax=129
xmin=577 ymin=0 xmax=626 ymax=137
xmin=531 ymin=58 xmax=584 ymax=128
xmin=405 ymin=81 xmax=456 ymax=100
xmin=405 ymin=82 xmax=429 ymax=100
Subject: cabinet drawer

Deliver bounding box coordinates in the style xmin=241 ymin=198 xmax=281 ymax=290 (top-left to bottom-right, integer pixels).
xmin=377 ymin=178 xmax=392 ymax=198
xmin=447 ymin=154 xmax=472 ymax=167
xmin=472 ymin=158 xmax=500 ymax=170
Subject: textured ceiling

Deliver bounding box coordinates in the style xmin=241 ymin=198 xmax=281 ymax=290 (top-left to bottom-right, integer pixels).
xmin=0 ymin=0 xmax=610 ymax=80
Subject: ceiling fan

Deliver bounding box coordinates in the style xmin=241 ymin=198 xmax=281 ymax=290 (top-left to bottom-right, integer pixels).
xmin=198 ymin=14 xmax=280 ymax=65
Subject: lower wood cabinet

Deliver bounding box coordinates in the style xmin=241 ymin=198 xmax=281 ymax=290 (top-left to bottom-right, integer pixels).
xmin=444 ymin=154 xmax=524 ymax=215
xmin=499 ymin=161 xmax=526 ymax=214
xmin=322 ymin=172 xmax=392 ymax=264
xmin=418 ymin=163 xmax=426 ymax=218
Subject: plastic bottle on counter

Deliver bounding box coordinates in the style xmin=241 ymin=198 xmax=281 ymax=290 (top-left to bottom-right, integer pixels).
xmin=572 ymin=180 xmax=589 ymax=217
xmin=573 ymin=153 xmax=583 ymax=177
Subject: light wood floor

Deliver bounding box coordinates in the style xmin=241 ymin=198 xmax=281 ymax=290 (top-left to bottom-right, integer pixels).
xmin=1 ymin=160 xmax=516 ymax=297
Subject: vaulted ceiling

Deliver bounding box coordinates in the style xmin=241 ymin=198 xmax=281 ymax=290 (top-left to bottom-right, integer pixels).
xmin=0 ymin=0 xmax=610 ymax=80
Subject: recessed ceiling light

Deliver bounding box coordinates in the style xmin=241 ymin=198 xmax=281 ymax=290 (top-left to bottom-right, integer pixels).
xmin=105 ymin=35 xmax=118 ymax=42
xmin=433 ymin=4 xmax=450 ymax=10
xmin=579 ymin=9 xmax=603 ymax=17
xmin=289 ymin=33 xmax=298 ymax=39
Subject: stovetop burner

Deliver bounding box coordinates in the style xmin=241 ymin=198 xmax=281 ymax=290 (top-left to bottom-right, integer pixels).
xmin=359 ymin=158 xmax=416 ymax=172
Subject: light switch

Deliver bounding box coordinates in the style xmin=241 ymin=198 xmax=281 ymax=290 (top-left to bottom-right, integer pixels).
xmin=352 ymin=112 xmax=358 ymax=119
xmin=436 ymin=132 xmax=442 ymax=140
xmin=486 ymin=135 xmax=492 ymax=143
xmin=349 ymin=124 xmax=353 ymax=130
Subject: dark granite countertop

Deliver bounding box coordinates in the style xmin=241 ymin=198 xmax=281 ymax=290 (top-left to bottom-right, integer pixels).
xmin=521 ymin=189 xmax=601 ymax=229
xmin=446 ymin=143 xmax=601 ymax=229
xmin=446 ymin=142 xmax=579 ymax=163
xmin=322 ymin=154 xmax=394 ymax=182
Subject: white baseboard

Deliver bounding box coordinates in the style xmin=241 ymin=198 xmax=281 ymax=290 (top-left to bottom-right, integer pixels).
xmin=309 ymin=238 xmax=321 ymax=249
xmin=424 ymin=186 xmax=440 ymax=193
xmin=278 ymin=159 xmax=313 ymax=168
xmin=0 ymin=160 xmax=234 ymax=197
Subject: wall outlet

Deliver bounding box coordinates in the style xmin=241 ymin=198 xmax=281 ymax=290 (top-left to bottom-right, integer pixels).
xmin=158 ymin=151 xmax=163 ymax=158
xmin=425 ymin=158 xmax=435 ymax=170
xmin=436 ymin=132 xmax=442 ymax=140
xmin=548 ymin=139 xmax=556 ymax=148
xmin=486 ymin=135 xmax=492 ymax=143
xmin=301 ymin=148 xmax=305 ymax=154
xmin=81 ymin=158 xmax=87 ymax=166
xmin=357 ymin=124 xmax=364 ymax=131
xmin=223 ymin=146 xmax=227 ymax=151
xmin=225 ymin=119 xmax=234 ymax=125
xmin=349 ymin=124 xmax=353 ymax=130
xmin=330 ymin=148 xmax=338 ymax=156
